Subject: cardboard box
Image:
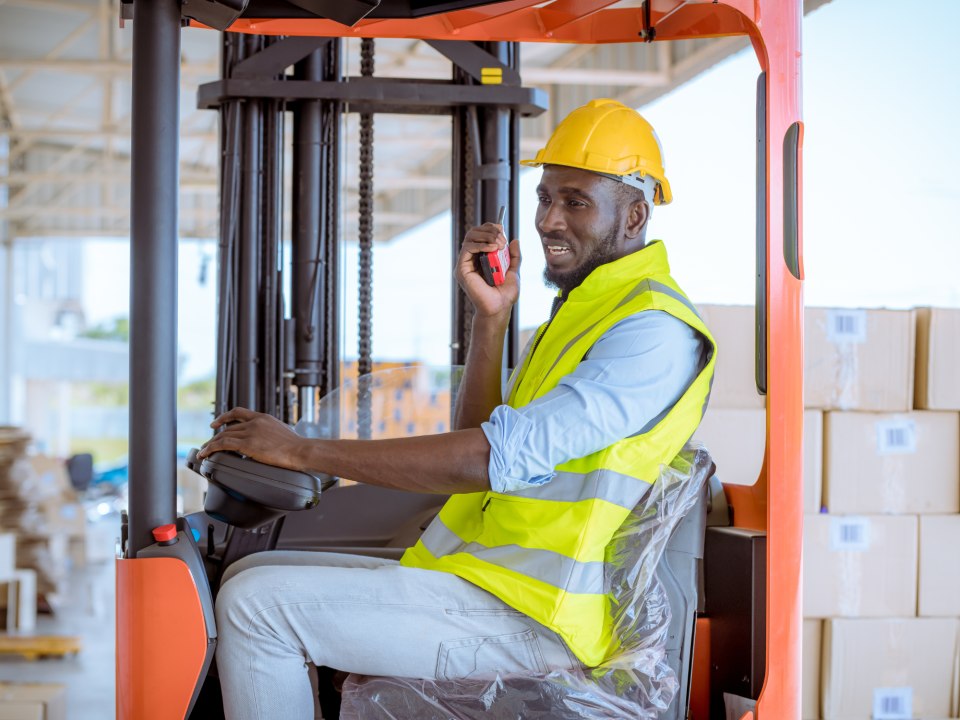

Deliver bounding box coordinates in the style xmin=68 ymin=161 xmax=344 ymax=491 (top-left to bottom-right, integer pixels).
xmin=821 ymin=618 xmax=959 ymax=720
xmin=803 ymin=619 xmax=822 ymax=720
xmin=0 ymin=683 xmax=66 ymax=720
xmin=26 ymin=456 xmax=71 ymax=498
xmin=693 ymin=409 xmax=765 ymax=486
xmin=696 ymin=305 xmax=765 ymax=409
xmin=918 ymin=515 xmax=960 ymax=617
xmin=805 ymin=308 xmax=915 ymax=412
xmin=804 ymin=410 xmax=824 ymax=514
xmin=823 ymin=410 xmax=960 ymax=514
xmin=39 ymin=499 xmax=85 ymax=538
xmin=803 ymin=514 xmax=917 ymax=618
xmin=915 ymin=307 xmax=960 ymax=410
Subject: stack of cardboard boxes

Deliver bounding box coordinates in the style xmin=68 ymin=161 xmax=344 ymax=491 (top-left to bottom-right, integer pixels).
xmin=693 ymin=305 xmax=960 ymax=719
xmin=690 ymin=305 xmax=825 ymax=507
xmin=803 ymin=307 xmax=960 ymax=720
xmin=0 ymin=429 xmax=85 ymax=599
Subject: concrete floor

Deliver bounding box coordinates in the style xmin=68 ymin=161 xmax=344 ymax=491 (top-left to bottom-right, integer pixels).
xmin=0 ymin=517 xmax=119 ymax=720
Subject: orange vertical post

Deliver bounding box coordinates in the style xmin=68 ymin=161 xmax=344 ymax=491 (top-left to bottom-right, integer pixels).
xmin=116 ymin=558 xmax=209 ymax=720
xmin=753 ymin=1 xmax=805 ymax=719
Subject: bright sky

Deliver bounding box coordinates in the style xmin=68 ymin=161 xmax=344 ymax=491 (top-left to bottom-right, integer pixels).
xmin=83 ymin=0 xmax=960 ymax=382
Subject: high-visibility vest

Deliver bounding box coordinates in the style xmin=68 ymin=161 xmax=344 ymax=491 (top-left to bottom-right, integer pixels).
xmin=401 ymin=241 xmax=716 ymax=666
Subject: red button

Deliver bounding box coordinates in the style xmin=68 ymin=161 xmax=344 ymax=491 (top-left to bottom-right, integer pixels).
xmin=152 ymin=524 xmax=177 ymax=542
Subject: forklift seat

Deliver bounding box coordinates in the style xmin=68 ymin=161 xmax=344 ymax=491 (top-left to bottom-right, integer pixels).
xmin=336 ymin=443 xmax=715 ymax=720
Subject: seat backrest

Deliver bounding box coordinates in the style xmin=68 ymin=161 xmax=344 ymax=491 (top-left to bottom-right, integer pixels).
xmin=340 ymin=446 xmax=716 ymax=720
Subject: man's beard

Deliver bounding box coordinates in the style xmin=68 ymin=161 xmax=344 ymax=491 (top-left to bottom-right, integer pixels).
xmin=542 ymin=220 xmax=620 ymax=294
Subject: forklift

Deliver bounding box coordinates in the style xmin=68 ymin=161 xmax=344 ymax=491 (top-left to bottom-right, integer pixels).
xmin=115 ymin=1 xmax=804 ymax=718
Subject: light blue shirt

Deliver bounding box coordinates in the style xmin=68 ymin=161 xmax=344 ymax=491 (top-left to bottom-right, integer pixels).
xmin=482 ymin=310 xmax=707 ymax=493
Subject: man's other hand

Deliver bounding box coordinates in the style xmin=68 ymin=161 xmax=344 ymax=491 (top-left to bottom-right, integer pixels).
xmin=454 ymin=223 xmax=521 ymax=319
xmin=197 ymin=407 xmax=308 ymax=471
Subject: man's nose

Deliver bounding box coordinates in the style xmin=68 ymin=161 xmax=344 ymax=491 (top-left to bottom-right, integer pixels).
xmin=537 ymin=203 xmax=566 ymax=234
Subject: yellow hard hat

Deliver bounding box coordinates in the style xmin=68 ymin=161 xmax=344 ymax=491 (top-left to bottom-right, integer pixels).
xmin=520 ymin=98 xmax=672 ymax=205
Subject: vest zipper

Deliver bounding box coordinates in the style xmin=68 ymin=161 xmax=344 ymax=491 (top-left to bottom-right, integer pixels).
xmin=527 ymin=296 xmax=565 ymax=365
xmin=482 ymin=498 xmax=491 ymax=512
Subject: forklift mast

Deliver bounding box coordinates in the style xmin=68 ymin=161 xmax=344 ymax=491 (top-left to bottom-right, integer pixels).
xmin=119 ymin=1 xmax=803 ymax=718
xmin=198 ymin=32 xmax=544 ymax=570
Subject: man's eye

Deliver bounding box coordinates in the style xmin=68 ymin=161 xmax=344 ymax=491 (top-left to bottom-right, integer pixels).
xmin=568 ymin=200 xmax=585 ymax=208
xmin=538 ymin=196 xmax=550 ymax=204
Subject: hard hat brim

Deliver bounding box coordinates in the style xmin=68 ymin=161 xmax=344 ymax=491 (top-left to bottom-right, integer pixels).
xmin=519 ymin=158 xmax=673 ymax=205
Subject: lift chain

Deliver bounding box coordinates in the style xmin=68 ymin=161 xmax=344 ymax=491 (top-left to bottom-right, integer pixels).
xmin=460 ymin=106 xmax=478 ymax=359
xmin=357 ymin=38 xmax=375 ymax=439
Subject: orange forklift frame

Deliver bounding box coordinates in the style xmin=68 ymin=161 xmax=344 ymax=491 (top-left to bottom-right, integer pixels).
xmin=116 ymin=1 xmax=803 ymax=718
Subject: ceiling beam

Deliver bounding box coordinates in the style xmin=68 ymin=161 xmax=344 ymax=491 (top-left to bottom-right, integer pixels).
xmin=0 ymin=206 xmax=216 ymax=220
xmin=2 ymin=171 xmax=217 ymax=186
xmin=0 ymin=59 xmax=217 ymax=77
xmin=4 ymin=16 xmax=100 ymax=97
xmin=7 ymin=230 xmax=220 ymax=241
xmin=3 ymin=129 xmax=217 ymax=141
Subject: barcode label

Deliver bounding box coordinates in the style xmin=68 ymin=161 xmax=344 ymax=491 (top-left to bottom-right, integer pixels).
xmin=830 ymin=516 xmax=871 ymax=551
xmin=826 ymin=309 xmax=868 ymax=343
xmin=876 ymin=419 xmax=917 ymax=455
xmin=873 ymin=686 xmax=912 ymax=719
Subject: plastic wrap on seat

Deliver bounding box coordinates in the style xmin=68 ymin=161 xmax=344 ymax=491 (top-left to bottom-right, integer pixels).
xmin=340 ymin=442 xmax=713 ymax=720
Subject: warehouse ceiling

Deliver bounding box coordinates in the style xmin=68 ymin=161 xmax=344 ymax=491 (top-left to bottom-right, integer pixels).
xmin=0 ymin=0 xmax=830 ymax=244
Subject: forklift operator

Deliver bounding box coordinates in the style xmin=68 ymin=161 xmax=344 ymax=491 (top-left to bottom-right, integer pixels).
xmin=197 ymin=99 xmax=716 ymax=719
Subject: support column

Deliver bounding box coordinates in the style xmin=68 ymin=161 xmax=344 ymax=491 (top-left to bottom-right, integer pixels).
xmin=127 ymin=0 xmax=181 ymax=557
xmin=477 ymin=41 xmax=519 ymax=369
xmin=0 ymin=242 xmax=12 ymax=425
xmin=237 ymin=35 xmax=262 ymax=410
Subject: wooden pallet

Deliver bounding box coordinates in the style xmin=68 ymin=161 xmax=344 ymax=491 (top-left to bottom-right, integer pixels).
xmin=0 ymin=635 xmax=81 ymax=661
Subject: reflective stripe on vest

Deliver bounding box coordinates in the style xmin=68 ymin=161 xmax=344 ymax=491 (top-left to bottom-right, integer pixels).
xmin=503 ymin=469 xmax=650 ymax=510
xmin=401 ymin=240 xmax=717 ymax=667
xmin=420 ymin=516 xmax=605 ymax=595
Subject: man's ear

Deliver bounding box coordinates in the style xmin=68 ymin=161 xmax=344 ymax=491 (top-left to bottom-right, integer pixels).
xmin=623 ymin=198 xmax=650 ymax=240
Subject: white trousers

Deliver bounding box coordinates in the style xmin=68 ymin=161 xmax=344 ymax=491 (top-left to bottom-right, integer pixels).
xmin=214 ymin=550 xmax=580 ymax=720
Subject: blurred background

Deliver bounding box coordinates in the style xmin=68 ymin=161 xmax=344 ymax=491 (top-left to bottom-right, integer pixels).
xmin=0 ymin=0 xmax=957 ymax=717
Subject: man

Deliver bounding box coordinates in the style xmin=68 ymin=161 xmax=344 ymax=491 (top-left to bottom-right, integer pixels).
xmin=199 ymin=98 xmax=716 ymax=720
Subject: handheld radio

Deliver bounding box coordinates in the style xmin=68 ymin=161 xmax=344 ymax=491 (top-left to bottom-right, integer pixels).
xmin=479 ymin=206 xmax=511 ymax=287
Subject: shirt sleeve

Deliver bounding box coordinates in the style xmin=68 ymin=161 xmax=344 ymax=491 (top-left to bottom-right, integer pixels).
xmin=481 ymin=310 xmax=707 ymax=493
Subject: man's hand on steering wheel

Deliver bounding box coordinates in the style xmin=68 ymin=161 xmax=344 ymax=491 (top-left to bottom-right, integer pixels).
xmin=198 ymin=407 xmax=309 ymax=471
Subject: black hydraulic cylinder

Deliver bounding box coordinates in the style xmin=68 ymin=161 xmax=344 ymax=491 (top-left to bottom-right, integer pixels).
xmin=127 ymin=0 xmax=181 ymax=557
xmin=479 ymin=42 xmax=511 ymax=230
xmin=291 ymin=50 xmax=324 ymax=391
xmin=237 ymin=34 xmax=262 ymax=410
